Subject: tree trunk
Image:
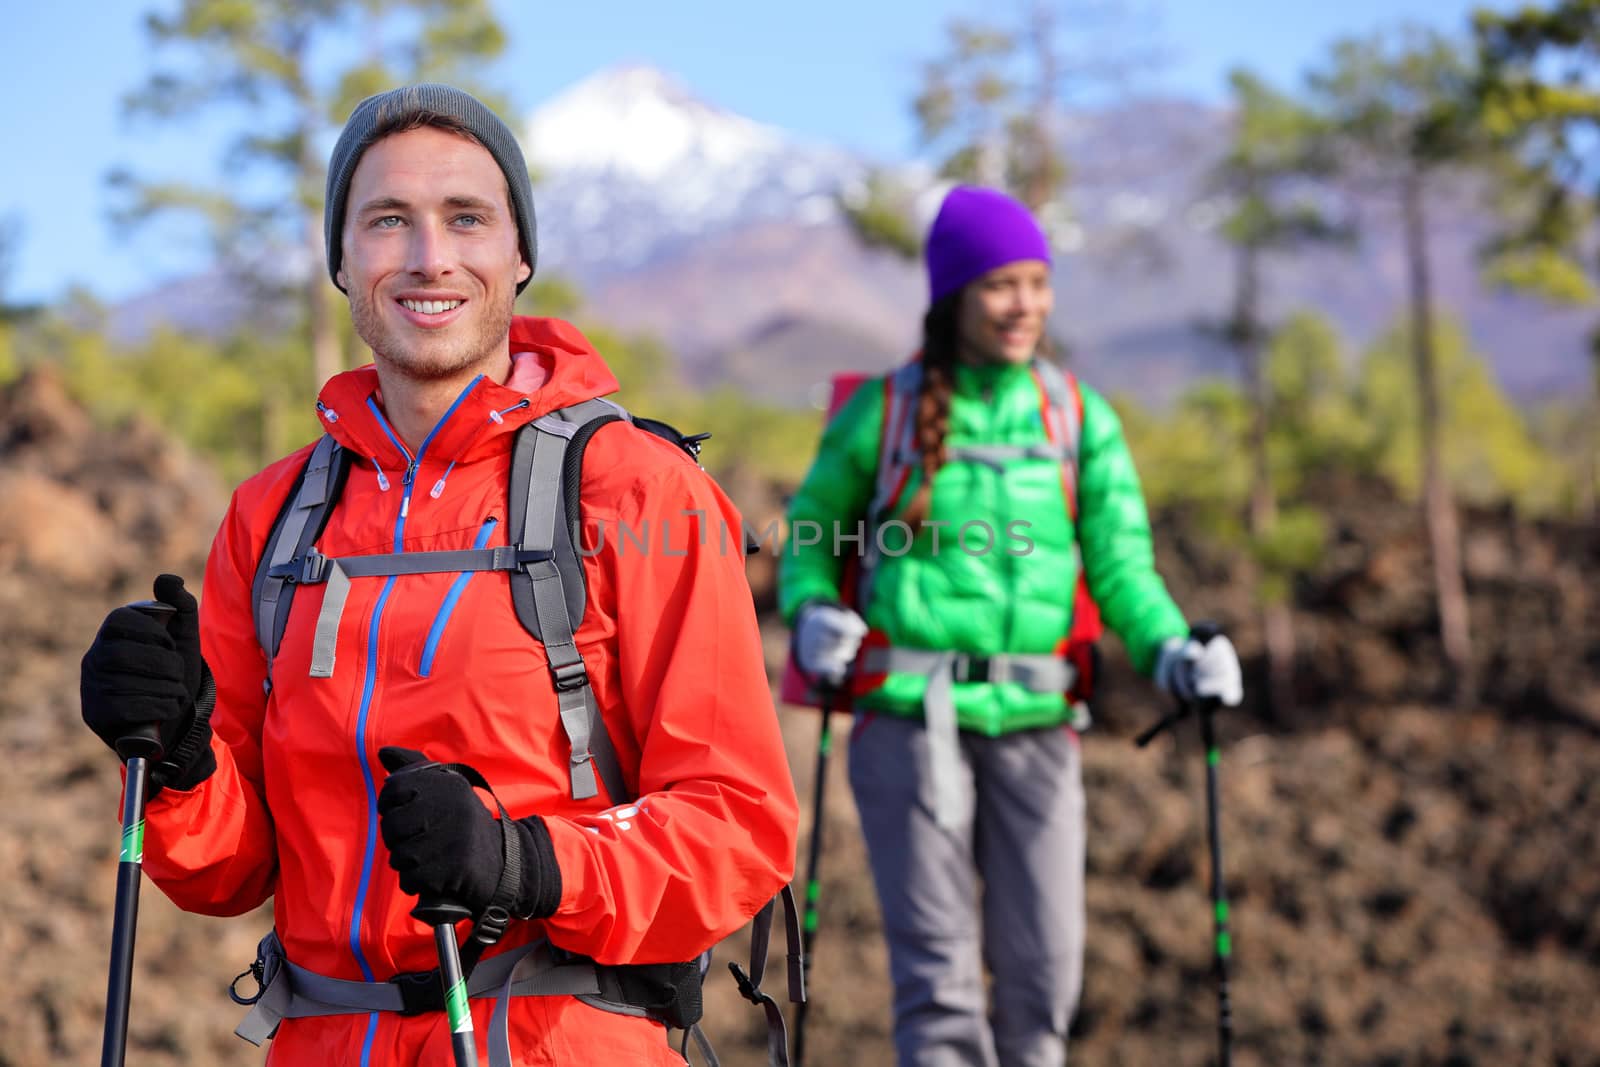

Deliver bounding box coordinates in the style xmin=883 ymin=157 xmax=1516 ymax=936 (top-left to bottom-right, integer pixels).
xmin=1586 ymin=336 xmax=1600 ymax=521
xmin=1233 ymin=239 xmax=1296 ymax=716
xmin=306 ymin=247 xmax=342 ymax=396
xmin=291 ymin=55 xmax=341 ymax=399
xmin=1402 ymin=171 xmax=1473 ymax=704
xmin=1020 ymin=0 xmax=1058 ymax=212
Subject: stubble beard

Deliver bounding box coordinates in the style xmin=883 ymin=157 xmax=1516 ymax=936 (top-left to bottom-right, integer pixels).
xmin=347 ymin=286 xmax=517 ymax=384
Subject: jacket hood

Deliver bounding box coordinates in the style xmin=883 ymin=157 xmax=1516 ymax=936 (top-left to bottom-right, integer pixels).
xmin=312 ymin=316 xmax=620 ymax=471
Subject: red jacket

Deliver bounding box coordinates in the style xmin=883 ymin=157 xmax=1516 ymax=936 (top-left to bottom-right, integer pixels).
xmin=141 ymin=317 xmax=799 ymax=1065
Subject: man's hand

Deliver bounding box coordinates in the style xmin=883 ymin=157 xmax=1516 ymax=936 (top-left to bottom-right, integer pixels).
xmin=794 ymin=601 xmax=868 ymax=688
xmin=377 ymin=748 xmax=560 ymax=919
xmin=1155 ymin=629 xmax=1244 ymax=708
xmin=80 ymin=574 xmax=217 ymax=791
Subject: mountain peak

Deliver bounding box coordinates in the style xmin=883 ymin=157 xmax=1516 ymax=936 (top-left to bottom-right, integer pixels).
xmin=523 ymin=63 xmax=785 ymax=181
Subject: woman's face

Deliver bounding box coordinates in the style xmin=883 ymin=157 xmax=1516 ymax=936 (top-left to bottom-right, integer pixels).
xmin=956 ymin=259 xmax=1054 ymax=366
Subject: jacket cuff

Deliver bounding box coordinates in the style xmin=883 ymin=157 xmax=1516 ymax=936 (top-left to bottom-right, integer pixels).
xmin=513 ymin=816 xmax=562 ymax=920
xmin=150 ymin=664 xmax=218 ymax=794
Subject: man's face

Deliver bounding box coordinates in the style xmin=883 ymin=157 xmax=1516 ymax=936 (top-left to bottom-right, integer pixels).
xmin=956 ymin=259 xmax=1053 ymax=366
xmin=337 ymin=125 xmax=531 ymax=383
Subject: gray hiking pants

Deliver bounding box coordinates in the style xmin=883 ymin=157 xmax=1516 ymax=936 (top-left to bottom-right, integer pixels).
xmin=849 ymin=713 xmax=1086 ymax=1067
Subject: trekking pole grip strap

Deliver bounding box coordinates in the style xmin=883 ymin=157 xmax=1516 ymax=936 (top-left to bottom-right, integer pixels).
xmin=435 ymin=763 xmax=524 ymax=975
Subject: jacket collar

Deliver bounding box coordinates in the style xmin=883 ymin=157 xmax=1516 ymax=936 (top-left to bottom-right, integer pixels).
xmin=312 ymin=316 xmax=620 ymax=472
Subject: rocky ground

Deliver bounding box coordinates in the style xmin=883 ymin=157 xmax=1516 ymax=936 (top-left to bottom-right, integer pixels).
xmin=2 ymin=366 xmax=1596 ymax=1066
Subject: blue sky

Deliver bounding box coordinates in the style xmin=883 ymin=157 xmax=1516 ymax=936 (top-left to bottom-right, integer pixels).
xmin=5 ymin=0 xmax=1498 ymax=306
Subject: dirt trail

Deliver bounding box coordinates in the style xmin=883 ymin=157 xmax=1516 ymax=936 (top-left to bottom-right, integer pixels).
xmin=3 ymin=368 xmax=1595 ymax=1066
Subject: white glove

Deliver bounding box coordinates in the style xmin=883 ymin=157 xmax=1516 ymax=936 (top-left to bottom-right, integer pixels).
xmin=1155 ymin=631 xmax=1243 ymax=707
xmin=794 ymin=602 xmax=868 ymax=687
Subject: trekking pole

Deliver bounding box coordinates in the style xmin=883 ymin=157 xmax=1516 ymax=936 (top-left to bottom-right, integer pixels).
xmin=792 ymin=683 xmax=848 ymax=1067
xmin=100 ymin=599 xmax=174 ymax=1067
xmin=1136 ymin=622 xmax=1232 ymax=1067
xmin=1197 ymin=692 xmax=1233 ymax=1066
xmin=383 ymin=754 xmax=481 ymax=1066
xmin=412 ymin=897 xmax=479 ymax=1067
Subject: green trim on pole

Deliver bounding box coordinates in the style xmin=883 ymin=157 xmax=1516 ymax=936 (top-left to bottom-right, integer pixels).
xmin=1215 ymin=899 xmax=1229 ymax=924
xmin=1207 ymin=747 xmax=1219 ymax=767
xmin=1217 ymin=932 xmax=1232 ymax=958
xmin=445 ymin=978 xmax=472 ymax=1034
xmin=120 ymin=820 xmax=145 ymax=864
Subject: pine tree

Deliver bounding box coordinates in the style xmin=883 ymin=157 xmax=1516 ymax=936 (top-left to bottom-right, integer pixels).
xmin=1307 ymin=26 xmax=1497 ymax=705
xmin=1208 ymin=69 xmax=1349 ymax=716
xmin=1472 ymin=0 xmax=1600 ymax=515
xmin=841 ymin=0 xmax=1155 ymax=256
xmin=111 ymin=0 xmax=510 ymax=403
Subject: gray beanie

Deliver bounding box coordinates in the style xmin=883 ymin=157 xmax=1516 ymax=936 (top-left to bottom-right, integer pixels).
xmin=325 ymin=84 xmax=537 ymax=293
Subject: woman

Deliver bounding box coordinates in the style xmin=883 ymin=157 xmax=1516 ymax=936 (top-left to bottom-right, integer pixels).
xmin=779 ymin=185 xmax=1242 ymax=1067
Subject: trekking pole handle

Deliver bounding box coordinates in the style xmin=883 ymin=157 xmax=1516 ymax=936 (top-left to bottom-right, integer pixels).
xmin=1136 ymin=621 xmax=1227 ymax=748
xmin=412 ymin=899 xmax=474 ymax=927
xmin=116 ymin=601 xmax=177 ymax=762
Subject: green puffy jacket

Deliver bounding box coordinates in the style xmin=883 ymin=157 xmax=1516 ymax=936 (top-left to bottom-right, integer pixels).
xmin=778 ymin=358 xmax=1187 ymax=735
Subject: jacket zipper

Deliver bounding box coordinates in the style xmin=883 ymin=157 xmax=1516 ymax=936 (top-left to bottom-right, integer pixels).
xmin=345 ymin=379 xmax=484 ymax=1004
xmin=420 ymin=517 xmax=499 ymax=676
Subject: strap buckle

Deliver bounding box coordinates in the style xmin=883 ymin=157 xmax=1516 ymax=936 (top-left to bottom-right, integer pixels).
xmin=473 ymin=904 xmax=511 ymax=945
xmin=951 ymin=654 xmax=991 ymax=684
xmin=390 ymin=969 xmax=444 ymax=1016
xmin=498 ymin=546 xmax=553 ymax=571
xmin=728 ymin=961 xmax=766 ymax=1007
xmin=266 ymin=549 xmax=331 ymax=586
xmin=679 ymin=432 xmax=711 ymax=459
xmin=550 ymin=660 xmax=589 ymax=692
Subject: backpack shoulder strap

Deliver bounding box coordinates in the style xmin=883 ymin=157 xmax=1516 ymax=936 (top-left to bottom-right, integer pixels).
xmin=1031 ymin=360 xmax=1084 ymax=519
xmin=508 ymin=398 xmax=631 ymax=804
xmin=251 ymin=434 xmax=351 ymax=689
xmin=872 ymin=360 xmax=923 ymax=516
xmin=850 ymin=362 xmax=922 ymax=612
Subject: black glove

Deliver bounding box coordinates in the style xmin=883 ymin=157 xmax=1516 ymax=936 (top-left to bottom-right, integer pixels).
xmin=80 ymin=574 xmax=217 ymax=793
xmin=377 ymin=747 xmax=561 ymax=920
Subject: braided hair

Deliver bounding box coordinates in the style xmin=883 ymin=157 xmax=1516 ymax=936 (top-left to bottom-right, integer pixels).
xmin=898 ymin=292 xmax=962 ymax=528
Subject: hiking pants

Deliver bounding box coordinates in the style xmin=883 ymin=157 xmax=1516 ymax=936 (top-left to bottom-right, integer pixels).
xmin=849 ymin=713 xmax=1085 ymax=1067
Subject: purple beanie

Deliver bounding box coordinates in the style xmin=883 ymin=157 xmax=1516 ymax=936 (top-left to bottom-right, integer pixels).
xmin=924 ymin=186 xmax=1052 ymax=305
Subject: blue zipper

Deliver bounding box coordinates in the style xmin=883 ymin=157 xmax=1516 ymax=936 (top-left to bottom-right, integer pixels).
xmin=344 ymin=377 xmax=485 ymax=1060
xmin=347 ymin=575 xmax=396 ymax=1052
xmin=420 ymin=517 xmax=499 ymax=677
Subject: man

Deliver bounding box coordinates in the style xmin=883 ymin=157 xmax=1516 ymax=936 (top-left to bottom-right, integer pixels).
xmin=79 ymin=85 xmax=798 ymax=1065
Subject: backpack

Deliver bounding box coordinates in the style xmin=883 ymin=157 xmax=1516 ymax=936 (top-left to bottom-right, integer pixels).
xmin=781 ymin=358 xmax=1103 ymax=720
xmin=247 ymin=396 xmax=803 ymax=1066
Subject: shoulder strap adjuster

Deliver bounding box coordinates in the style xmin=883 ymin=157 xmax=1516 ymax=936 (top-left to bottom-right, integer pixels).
xmin=511 ymin=547 xmax=554 ymax=569
xmin=550 ymin=659 xmax=590 ymax=692
xmin=265 ymin=548 xmax=331 ymax=586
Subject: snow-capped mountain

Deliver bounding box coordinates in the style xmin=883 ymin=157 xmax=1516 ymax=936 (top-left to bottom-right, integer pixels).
xmin=523 ymin=66 xmax=861 ymax=278
xmin=107 ymin=64 xmax=1593 ymax=410
xmin=520 ymin=69 xmax=1590 ymax=408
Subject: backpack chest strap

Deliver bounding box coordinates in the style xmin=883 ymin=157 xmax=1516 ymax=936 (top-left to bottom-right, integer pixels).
xmin=270 ymin=547 xmax=544 ymax=679
xmin=893 ymin=441 xmax=1076 ymax=471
